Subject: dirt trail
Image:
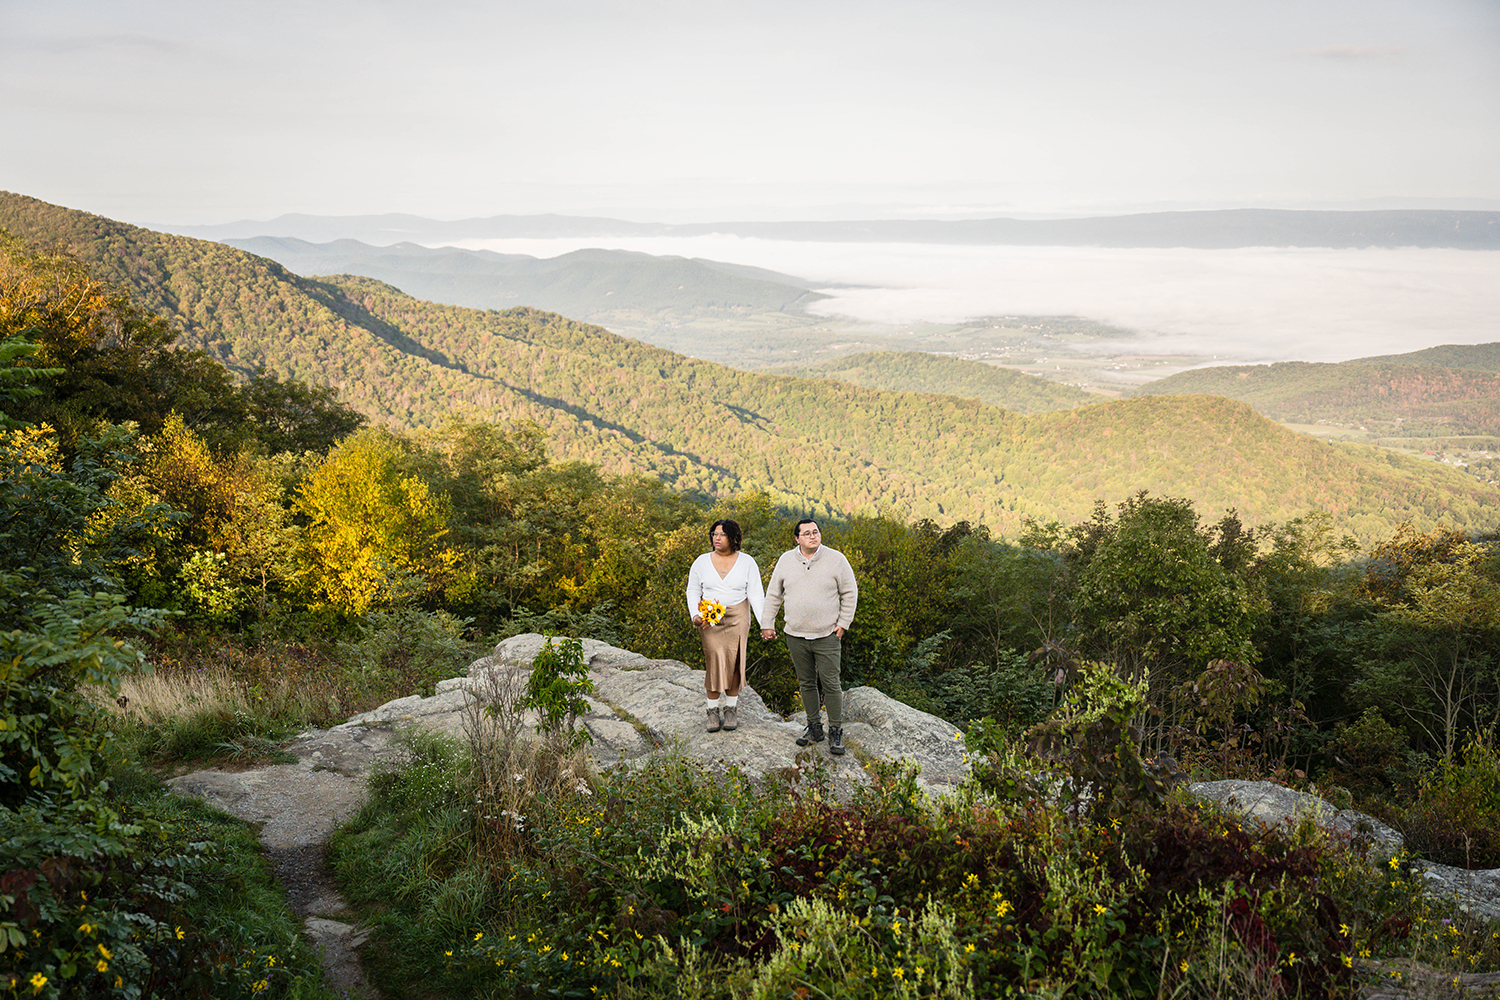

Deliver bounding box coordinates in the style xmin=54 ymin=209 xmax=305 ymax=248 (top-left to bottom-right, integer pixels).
xmin=168 ymin=721 xmax=413 ymax=998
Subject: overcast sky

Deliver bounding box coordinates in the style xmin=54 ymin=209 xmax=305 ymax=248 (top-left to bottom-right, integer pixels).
xmin=3 ymin=0 xmax=1498 ymax=225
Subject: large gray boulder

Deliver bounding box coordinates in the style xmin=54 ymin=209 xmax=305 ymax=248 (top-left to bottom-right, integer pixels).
xmin=1191 ymin=779 xmax=1500 ymax=920
xmin=169 ymin=633 xmax=969 ymax=859
xmin=433 ymin=633 xmax=968 ymax=794
xmin=1190 ymin=779 xmax=1404 ymax=854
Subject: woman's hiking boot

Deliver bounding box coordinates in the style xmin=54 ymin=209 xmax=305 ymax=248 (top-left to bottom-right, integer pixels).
xmin=796 ymin=720 xmax=825 ymax=746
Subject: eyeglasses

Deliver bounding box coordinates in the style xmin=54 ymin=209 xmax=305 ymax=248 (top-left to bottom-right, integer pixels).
xmin=798 ymin=527 xmax=820 ymax=537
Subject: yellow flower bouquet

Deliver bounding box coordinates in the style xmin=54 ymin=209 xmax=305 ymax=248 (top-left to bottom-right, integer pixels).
xmin=697 ymin=599 xmax=726 ymax=627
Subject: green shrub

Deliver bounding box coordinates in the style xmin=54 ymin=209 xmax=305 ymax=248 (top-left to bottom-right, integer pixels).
xmin=335 ymin=602 xmax=479 ymax=699
xmin=1322 ymin=707 xmax=1421 ymax=796
xmin=1391 ymin=733 xmax=1500 ymax=868
xmin=331 ymin=727 xmax=1425 ymax=1000
xmin=1 ymin=773 xmax=334 ymax=999
xmin=518 ymin=636 xmax=595 ymax=750
xmin=933 ymin=650 xmax=1054 ymax=733
xmin=0 ymin=585 xmax=156 ymax=809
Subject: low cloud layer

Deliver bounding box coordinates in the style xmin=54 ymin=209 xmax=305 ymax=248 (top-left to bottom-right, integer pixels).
xmin=461 ymin=236 xmax=1500 ymax=364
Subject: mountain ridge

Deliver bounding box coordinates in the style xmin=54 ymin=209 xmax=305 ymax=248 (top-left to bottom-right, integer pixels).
xmin=1130 ymin=349 xmax=1500 ymax=438
xmin=3 ymin=190 xmax=1496 ymax=542
xmin=164 ymin=207 xmax=1500 ymax=250
xmin=219 ymin=235 xmax=826 ymax=319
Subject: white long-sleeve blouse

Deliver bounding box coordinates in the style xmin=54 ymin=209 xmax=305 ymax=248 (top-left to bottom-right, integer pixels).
xmin=685 ymin=551 xmax=767 ymax=629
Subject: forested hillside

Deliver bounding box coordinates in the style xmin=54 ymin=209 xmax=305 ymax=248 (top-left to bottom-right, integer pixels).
xmin=1131 ymin=356 xmax=1500 ymax=437
xmin=770 ymin=350 xmax=1097 ymax=413
xmin=10 ymin=198 xmax=1500 ymax=1000
xmin=3 ymin=191 xmax=1498 ymax=540
xmin=1352 ymin=342 xmax=1500 ymax=372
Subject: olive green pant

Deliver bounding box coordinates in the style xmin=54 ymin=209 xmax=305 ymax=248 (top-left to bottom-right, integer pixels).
xmin=786 ymin=633 xmax=843 ymax=728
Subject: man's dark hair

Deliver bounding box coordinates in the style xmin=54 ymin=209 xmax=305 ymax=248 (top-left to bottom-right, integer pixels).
xmin=794 ymin=518 xmax=819 ymax=540
xmin=710 ymin=518 xmax=743 ymax=553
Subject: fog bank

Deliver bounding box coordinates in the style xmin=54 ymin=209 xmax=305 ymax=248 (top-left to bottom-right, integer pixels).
xmin=456 ymin=236 xmax=1500 ymax=364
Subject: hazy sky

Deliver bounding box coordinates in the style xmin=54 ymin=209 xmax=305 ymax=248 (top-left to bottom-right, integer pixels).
xmin=4 ymin=0 xmax=1499 ymax=224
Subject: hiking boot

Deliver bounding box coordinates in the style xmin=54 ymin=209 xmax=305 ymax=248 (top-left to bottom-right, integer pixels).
xmin=722 ymin=706 xmax=738 ymax=731
xmin=796 ymin=720 xmax=825 ymax=746
xmin=707 ymin=708 xmax=723 ymax=733
xmin=828 ymin=726 xmax=846 ymax=756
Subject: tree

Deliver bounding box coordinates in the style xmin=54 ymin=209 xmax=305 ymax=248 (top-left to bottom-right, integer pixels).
xmin=1356 ymin=536 xmax=1500 ymax=758
xmin=1 ymin=231 xmax=243 ymax=445
xmin=948 ymin=531 xmax=1064 ymax=667
xmin=238 ymin=367 xmax=365 ymax=455
xmin=296 ymin=428 xmax=458 ymax=615
xmin=0 ymin=334 xmax=61 ymax=427
xmin=1242 ymin=512 xmax=1360 ymax=704
xmin=1061 ymin=493 xmax=1265 ymax=707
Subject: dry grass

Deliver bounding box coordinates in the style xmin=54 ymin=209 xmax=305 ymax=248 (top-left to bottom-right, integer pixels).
xmin=109 ymin=663 xmax=248 ymax=722
xmin=95 ymin=637 xmax=359 ymax=763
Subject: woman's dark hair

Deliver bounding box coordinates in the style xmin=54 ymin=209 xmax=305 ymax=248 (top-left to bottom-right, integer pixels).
xmin=710 ymin=518 xmax=743 ymax=553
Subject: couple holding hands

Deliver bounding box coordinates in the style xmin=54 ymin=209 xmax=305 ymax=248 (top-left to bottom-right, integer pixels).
xmin=685 ymin=518 xmax=858 ymax=755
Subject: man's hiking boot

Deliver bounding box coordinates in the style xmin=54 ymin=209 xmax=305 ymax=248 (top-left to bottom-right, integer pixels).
xmin=722 ymin=706 xmax=738 ymax=731
xmin=828 ymin=727 xmax=846 ymax=756
xmin=796 ymin=720 xmax=825 ymax=746
xmin=707 ymin=708 xmax=723 ymax=733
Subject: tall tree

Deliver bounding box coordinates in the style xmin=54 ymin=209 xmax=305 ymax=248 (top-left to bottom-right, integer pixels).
xmin=297 ymin=428 xmax=458 ymax=615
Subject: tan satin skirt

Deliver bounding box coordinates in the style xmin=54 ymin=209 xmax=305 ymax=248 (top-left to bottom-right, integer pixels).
xmin=701 ymin=598 xmax=750 ymax=697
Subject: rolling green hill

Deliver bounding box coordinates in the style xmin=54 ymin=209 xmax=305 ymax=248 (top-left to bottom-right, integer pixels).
xmin=1350 ymin=342 xmax=1500 ymax=372
xmin=770 ymin=351 xmax=1098 ymax=413
xmin=1129 ymin=357 xmax=1500 ymax=437
xmin=4 ymin=191 xmax=1497 ymax=542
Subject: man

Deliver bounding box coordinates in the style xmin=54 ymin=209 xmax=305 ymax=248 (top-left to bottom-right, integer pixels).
xmin=761 ymin=518 xmax=858 ymax=755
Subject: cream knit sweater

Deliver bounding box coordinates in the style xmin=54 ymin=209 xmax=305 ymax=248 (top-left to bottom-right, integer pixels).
xmin=762 ymin=544 xmax=858 ymax=639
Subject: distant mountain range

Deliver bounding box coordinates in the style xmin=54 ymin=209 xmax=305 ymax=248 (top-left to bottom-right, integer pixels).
xmin=3 ymin=190 xmax=1497 ymax=542
xmin=219 ymin=236 xmax=825 ymax=319
xmin=168 ymin=208 xmax=1500 ymax=250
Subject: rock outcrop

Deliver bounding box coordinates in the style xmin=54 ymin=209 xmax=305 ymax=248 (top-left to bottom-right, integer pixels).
xmin=433 ymin=634 xmax=970 ymax=792
xmin=1192 ymin=779 xmax=1500 ymax=921
xmin=167 ymin=636 xmax=1500 ymax=996
xmin=167 ymin=634 xmax=969 ymax=995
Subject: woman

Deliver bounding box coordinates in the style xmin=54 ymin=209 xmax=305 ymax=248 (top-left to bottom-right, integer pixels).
xmin=685 ymin=518 xmax=766 ymax=733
